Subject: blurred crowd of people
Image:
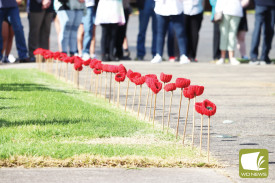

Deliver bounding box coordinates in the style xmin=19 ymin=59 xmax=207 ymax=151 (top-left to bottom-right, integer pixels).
xmin=0 ymin=0 xmax=274 ymax=65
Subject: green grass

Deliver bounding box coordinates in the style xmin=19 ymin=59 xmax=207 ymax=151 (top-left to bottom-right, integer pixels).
xmin=0 ymin=69 xmax=217 ymax=167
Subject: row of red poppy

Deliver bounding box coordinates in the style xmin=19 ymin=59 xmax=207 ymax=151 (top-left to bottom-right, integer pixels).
xmin=34 ymin=48 xmax=216 ymax=117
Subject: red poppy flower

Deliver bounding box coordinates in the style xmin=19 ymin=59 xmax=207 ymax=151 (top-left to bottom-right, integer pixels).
xmin=89 ymin=59 xmax=99 ymax=69
xmin=110 ymin=65 xmax=119 ymax=73
xmin=150 ymin=80 xmax=162 ymax=94
xmin=164 ymin=83 xmax=176 ymax=92
xmin=115 ymin=73 xmax=126 ymax=82
xmin=83 ymin=58 xmax=91 ymax=66
xmin=43 ymin=50 xmax=53 ymax=59
xmin=64 ymin=56 xmax=74 ymax=64
xmin=195 ymin=102 xmax=203 ymax=115
xmin=58 ymin=53 xmax=67 ymax=62
xmin=145 ymin=77 xmax=158 ymax=88
xmin=183 ymin=87 xmax=195 ymax=99
xmin=93 ymin=68 xmax=101 ymax=75
xmin=126 ymin=69 xmax=133 ymax=78
xmin=188 ymin=85 xmax=204 ymax=97
xmin=129 ymin=72 xmax=141 ymax=82
xmin=33 ymin=48 xmax=45 ymax=55
xmin=145 ymin=74 xmax=157 ymax=80
xmin=133 ymin=76 xmax=146 ymax=85
xmin=175 ymin=78 xmax=191 ymax=89
xmin=160 ymin=72 xmax=172 ymax=83
xmin=102 ymin=64 xmax=109 ymax=72
xmin=94 ymin=61 xmax=103 ymax=70
xmin=74 ymin=56 xmax=83 ymax=71
xmin=202 ymin=99 xmax=216 ymax=117
xmin=53 ymin=52 xmax=61 ymax=60
xmin=118 ymin=64 xmax=127 ymax=74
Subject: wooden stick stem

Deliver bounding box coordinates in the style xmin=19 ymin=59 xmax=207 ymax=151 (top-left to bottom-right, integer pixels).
xmin=208 ymin=117 xmax=211 ymax=163
xmin=148 ymin=92 xmax=153 ymax=121
xmin=99 ymin=72 xmax=102 ymax=96
xmin=113 ymin=80 xmax=116 ymax=103
xmin=167 ymin=91 xmax=173 ymax=133
xmin=182 ymin=99 xmax=191 ymax=145
xmin=105 ymin=72 xmax=108 ymax=99
xmin=137 ymin=85 xmax=142 ymax=117
xmin=199 ymin=114 xmax=204 ymax=155
xmin=132 ymin=85 xmax=137 ymax=112
xmin=162 ymin=83 xmax=166 ymax=131
xmin=176 ymin=88 xmax=183 ymax=138
xmin=152 ymin=94 xmax=157 ymax=128
xmin=117 ymin=82 xmax=120 ymax=107
xmin=109 ymin=73 xmax=112 ymax=103
xmin=144 ymin=87 xmax=150 ymax=120
xmin=124 ymin=79 xmax=130 ymax=111
xmin=191 ymin=96 xmax=197 ymax=148
xmin=96 ymin=74 xmax=99 ymax=97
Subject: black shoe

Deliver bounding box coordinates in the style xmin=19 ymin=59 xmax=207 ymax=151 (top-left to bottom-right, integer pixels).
xmin=135 ymin=56 xmax=144 ymax=61
xmin=18 ymin=57 xmax=33 ymax=63
xmin=109 ymin=55 xmax=119 ymax=61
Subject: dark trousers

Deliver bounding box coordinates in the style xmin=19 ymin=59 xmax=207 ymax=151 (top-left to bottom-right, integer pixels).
xmin=101 ymin=23 xmax=118 ymax=60
xmin=250 ymin=5 xmax=275 ymax=61
xmin=184 ymin=13 xmax=203 ymax=59
xmin=156 ymin=13 xmax=187 ymax=57
xmin=28 ymin=11 xmax=54 ymax=57
xmin=115 ymin=8 xmax=130 ymax=58
xmin=213 ymin=22 xmax=221 ymax=60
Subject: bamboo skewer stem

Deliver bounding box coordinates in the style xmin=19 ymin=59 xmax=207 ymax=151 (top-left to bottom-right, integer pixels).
xmin=89 ymin=73 xmax=93 ymax=92
xmin=113 ymin=80 xmax=116 ymax=103
xmin=137 ymin=85 xmax=142 ymax=117
xmin=76 ymin=71 xmax=79 ymax=89
xmin=208 ymin=117 xmax=211 ymax=163
xmin=66 ymin=63 xmax=68 ymax=82
xmin=191 ymin=96 xmax=197 ymax=148
xmin=148 ymin=92 xmax=153 ymax=121
xmin=199 ymin=114 xmax=204 ymax=155
xmin=96 ymin=74 xmax=99 ymax=97
xmin=152 ymin=94 xmax=157 ymax=128
xmin=144 ymin=88 xmax=150 ymax=120
xmin=105 ymin=73 xmax=108 ymax=99
xmin=167 ymin=91 xmax=173 ymax=133
xmin=176 ymin=88 xmax=183 ymax=138
xmin=124 ymin=79 xmax=130 ymax=111
xmin=162 ymin=83 xmax=166 ymax=131
xmin=109 ymin=73 xmax=112 ymax=103
xmin=84 ymin=68 xmax=89 ymax=90
xmin=99 ymin=72 xmax=102 ymax=96
xmin=182 ymin=99 xmax=191 ymax=145
xmin=117 ymin=82 xmax=120 ymax=107
xmin=132 ymin=85 xmax=137 ymax=112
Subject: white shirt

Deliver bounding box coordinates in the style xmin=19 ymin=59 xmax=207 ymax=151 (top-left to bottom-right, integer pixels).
xmin=85 ymin=0 xmax=95 ymax=7
xmin=154 ymin=0 xmax=184 ymax=16
xmin=183 ymin=0 xmax=204 ymax=16
xmin=95 ymin=0 xmax=125 ymax=25
xmin=215 ymin=0 xmax=243 ymax=17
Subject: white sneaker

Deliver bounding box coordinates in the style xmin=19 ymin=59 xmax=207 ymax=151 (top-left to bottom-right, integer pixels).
xmin=216 ymin=58 xmax=224 ymax=65
xmin=151 ymin=54 xmax=162 ymax=63
xmin=259 ymin=61 xmax=266 ymax=65
xmin=230 ymin=57 xmax=240 ymax=65
xmin=82 ymin=53 xmax=90 ymax=61
xmin=91 ymin=54 xmax=97 ymax=59
xmin=179 ymin=55 xmax=190 ymax=64
xmin=8 ymin=54 xmax=16 ymax=63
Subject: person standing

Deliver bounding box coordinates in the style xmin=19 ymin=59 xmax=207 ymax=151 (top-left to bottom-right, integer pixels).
xmin=215 ymin=0 xmax=243 ymax=65
xmin=27 ymin=0 xmax=54 ymax=62
xmin=54 ymin=0 xmax=85 ymax=56
xmin=151 ymin=0 xmax=190 ymax=64
xmin=0 ymin=0 xmax=29 ymax=62
xmin=183 ymin=0 xmax=204 ymax=62
xmin=136 ymin=0 xmax=156 ymax=60
xmin=250 ymin=0 xmax=275 ymax=65
xmin=95 ymin=0 xmax=125 ymax=61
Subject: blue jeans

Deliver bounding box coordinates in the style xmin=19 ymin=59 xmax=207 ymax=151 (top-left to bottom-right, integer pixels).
xmin=57 ymin=10 xmax=83 ymax=55
xmin=167 ymin=22 xmax=175 ymax=57
xmin=82 ymin=6 xmax=95 ymax=55
xmin=250 ymin=5 xmax=275 ymax=61
xmin=136 ymin=0 xmax=157 ymax=58
xmin=0 ymin=7 xmax=28 ymax=59
xmin=156 ymin=13 xmax=187 ymax=57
